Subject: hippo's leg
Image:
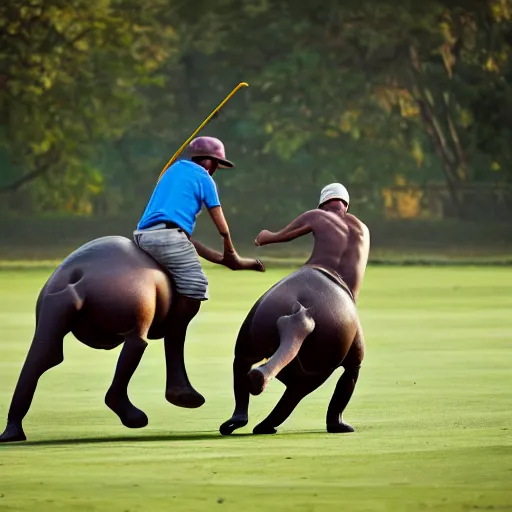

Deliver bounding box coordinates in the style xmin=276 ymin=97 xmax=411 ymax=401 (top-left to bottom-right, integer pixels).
xmin=0 ymin=291 xmax=76 ymax=443
xmin=326 ymin=322 xmax=365 ymax=434
xmin=219 ymin=316 xmax=262 ymax=436
xmin=219 ymin=355 xmax=260 ymax=435
xmin=105 ymin=334 xmax=149 ymax=429
xmin=253 ymin=373 xmax=330 ymax=435
xmin=247 ymin=302 xmax=315 ymax=396
xmin=164 ymin=297 xmax=205 ymax=409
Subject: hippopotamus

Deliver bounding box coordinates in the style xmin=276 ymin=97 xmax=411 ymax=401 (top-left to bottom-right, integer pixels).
xmin=220 ymin=183 xmax=370 ymax=435
xmin=0 ymin=235 xmax=262 ymax=443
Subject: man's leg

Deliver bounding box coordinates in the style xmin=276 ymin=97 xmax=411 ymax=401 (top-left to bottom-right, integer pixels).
xmin=164 ymin=295 xmax=205 ymax=408
xmin=134 ymin=228 xmax=209 ymax=408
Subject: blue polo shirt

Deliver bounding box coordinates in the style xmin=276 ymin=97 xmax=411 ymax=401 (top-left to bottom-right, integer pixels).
xmin=137 ymin=160 xmax=221 ymax=235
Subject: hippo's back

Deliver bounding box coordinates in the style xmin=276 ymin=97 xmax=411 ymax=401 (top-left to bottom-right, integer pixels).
xmin=39 ymin=236 xmax=173 ymax=344
xmin=44 ymin=236 xmax=161 ymax=291
xmin=60 ymin=235 xmax=158 ymax=270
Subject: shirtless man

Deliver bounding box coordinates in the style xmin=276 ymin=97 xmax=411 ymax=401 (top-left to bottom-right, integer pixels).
xmin=255 ymin=182 xmax=370 ymax=301
xmin=219 ymin=183 xmax=370 ymax=435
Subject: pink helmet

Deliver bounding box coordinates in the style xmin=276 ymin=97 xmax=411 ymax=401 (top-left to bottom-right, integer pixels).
xmin=187 ymin=136 xmax=234 ymax=168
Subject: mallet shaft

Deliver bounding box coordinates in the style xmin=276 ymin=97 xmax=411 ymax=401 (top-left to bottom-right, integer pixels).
xmin=157 ymin=82 xmax=249 ymax=182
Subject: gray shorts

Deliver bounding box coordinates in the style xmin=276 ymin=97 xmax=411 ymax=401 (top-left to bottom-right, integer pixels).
xmin=133 ymin=226 xmax=209 ymax=301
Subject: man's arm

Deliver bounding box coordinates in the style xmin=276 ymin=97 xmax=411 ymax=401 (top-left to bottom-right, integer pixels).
xmin=202 ymin=177 xmax=264 ymax=271
xmin=353 ymin=222 xmax=370 ymax=301
xmin=255 ymin=211 xmax=314 ymax=246
xmin=191 ymin=239 xmax=223 ymax=265
xmin=205 ymin=207 xmax=265 ymax=272
xmin=202 ymin=175 xmax=237 ymax=256
xmin=360 ymin=223 xmax=370 ymax=272
xmin=208 ymin=206 xmax=236 ymax=255
xmin=192 ymin=238 xmax=265 ymax=272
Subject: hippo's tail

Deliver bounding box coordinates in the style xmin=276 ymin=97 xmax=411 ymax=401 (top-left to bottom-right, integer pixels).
xmin=247 ymin=301 xmax=315 ymax=395
xmin=277 ymin=301 xmax=315 ymax=339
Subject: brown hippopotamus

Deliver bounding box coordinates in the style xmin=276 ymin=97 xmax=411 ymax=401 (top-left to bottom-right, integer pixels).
xmin=220 ymin=183 xmax=370 ymax=435
xmin=0 ymin=235 xmax=262 ymax=443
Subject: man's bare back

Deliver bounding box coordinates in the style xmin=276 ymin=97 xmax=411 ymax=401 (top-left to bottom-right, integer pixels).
xmin=255 ymin=185 xmax=370 ymax=301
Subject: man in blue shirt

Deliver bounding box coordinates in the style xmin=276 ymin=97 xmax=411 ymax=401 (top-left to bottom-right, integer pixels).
xmin=137 ymin=152 xmax=223 ymax=237
xmin=134 ymin=136 xmax=264 ymax=408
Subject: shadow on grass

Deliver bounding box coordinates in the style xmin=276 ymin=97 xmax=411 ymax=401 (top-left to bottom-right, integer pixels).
xmin=2 ymin=428 xmax=344 ymax=447
xmin=6 ymin=431 xmax=254 ymax=447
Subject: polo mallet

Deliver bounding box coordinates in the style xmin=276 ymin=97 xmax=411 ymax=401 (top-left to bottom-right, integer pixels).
xmin=157 ymin=82 xmax=249 ymax=182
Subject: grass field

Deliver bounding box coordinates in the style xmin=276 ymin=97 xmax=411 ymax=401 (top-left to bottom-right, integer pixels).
xmin=0 ymin=265 xmax=511 ymax=511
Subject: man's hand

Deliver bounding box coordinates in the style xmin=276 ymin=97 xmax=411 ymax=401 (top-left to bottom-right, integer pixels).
xmin=222 ymin=250 xmax=265 ymax=272
xmin=207 ymin=207 xmax=264 ymax=272
xmin=192 ymin=240 xmax=264 ymax=272
xmin=244 ymin=257 xmax=265 ymax=272
xmin=255 ymin=230 xmax=273 ymax=247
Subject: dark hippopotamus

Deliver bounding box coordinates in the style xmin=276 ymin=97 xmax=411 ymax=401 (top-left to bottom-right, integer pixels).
xmin=220 ymin=183 xmax=369 ymax=435
xmin=219 ymin=266 xmax=364 ymax=435
xmin=0 ymin=235 xmax=261 ymax=443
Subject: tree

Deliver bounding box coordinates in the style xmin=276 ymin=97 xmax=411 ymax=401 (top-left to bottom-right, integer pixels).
xmin=0 ymin=0 xmax=176 ymax=212
xmin=2 ymin=0 xmax=511 ymax=222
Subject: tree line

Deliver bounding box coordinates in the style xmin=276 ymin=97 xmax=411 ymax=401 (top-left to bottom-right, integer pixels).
xmin=1 ymin=0 xmax=511 ymax=225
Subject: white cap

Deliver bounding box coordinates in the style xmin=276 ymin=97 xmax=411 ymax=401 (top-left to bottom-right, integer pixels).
xmin=318 ymin=183 xmax=350 ymax=208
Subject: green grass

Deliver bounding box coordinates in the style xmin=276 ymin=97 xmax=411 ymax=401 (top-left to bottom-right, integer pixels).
xmin=0 ymin=266 xmax=511 ymax=511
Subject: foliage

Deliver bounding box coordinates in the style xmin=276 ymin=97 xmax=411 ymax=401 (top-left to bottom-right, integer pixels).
xmin=0 ymin=0 xmax=176 ymax=212
xmin=1 ymin=0 xmax=512 ymax=221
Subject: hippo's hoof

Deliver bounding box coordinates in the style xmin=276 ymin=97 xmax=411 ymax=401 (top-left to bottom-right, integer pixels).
xmin=326 ymin=422 xmax=355 ymax=434
xmin=165 ymin=388 xmax=205 ymax=409
xmin=219 ymin=415 xmax=248 ymax=436
xmin=0 ymin=422 xmax=27 ymax=443
xmin=121 ymin=409 xmax=149 ymax=429
xmin=247 ymin=368 xmax=266 ymax=396
xmin=253 ymin=422 xmax=277 ymax=435
xmin=105 ymin=391 xmax=149 ymax=429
